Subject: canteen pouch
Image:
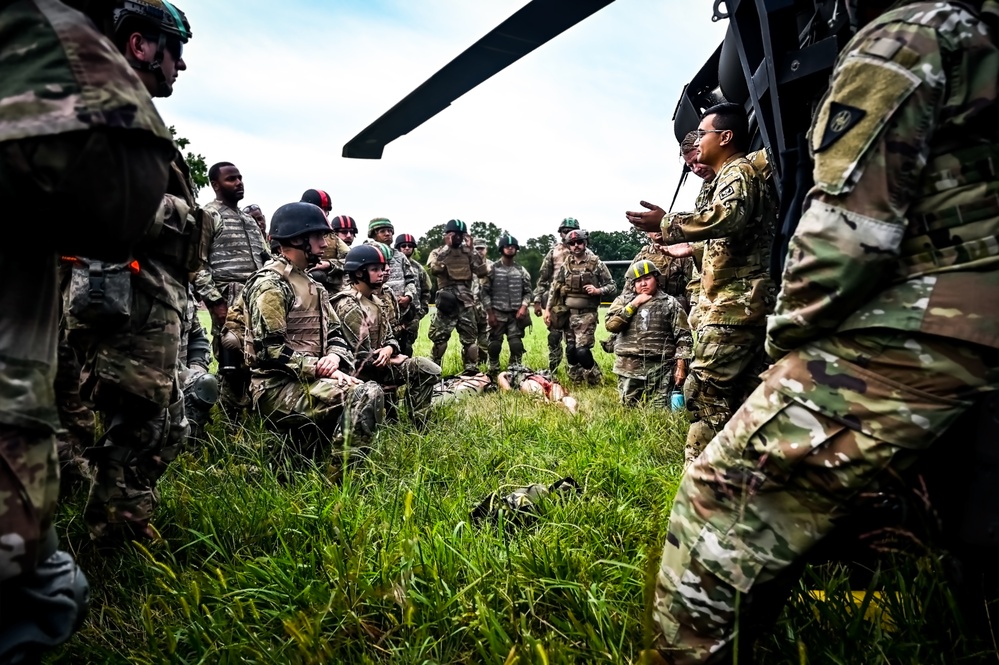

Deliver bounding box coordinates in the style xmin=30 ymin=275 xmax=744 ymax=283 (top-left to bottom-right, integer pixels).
xmin=64 ymin=258 xmax=133 ymax=328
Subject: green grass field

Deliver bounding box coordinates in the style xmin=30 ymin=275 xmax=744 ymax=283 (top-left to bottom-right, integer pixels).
xmin=50 ymin=312 xmax=996 ymax=663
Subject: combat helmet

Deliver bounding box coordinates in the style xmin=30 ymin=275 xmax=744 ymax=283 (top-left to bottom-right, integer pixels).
xmin=269 ymin=202 xmax=331 ymax=240
xmin=394 ymin=233 xmax=417 ymax=249
xmin=558 ymin=217 xmax=580 ymax=233
xmin=564 ymin=229 xmax=588 ymax=245
xmin=111 ymin=0 xmax=192 ymax=97
xmin=444 ymin=219 xmax=467 ymax=234
xmin=498 ymin=234 xmax=519 ymax=250
xmin=368 ymin=217 xmax=394 ymax=238
xmin=331 ymin=215 xmax=358 ymax=233
xmin=300 ymin=189 xmax=332 ymax=214
xmin=345 ymin=244 xmax=389 ymax=286
xmin=628 ymin=259 xmax=660 ymax=279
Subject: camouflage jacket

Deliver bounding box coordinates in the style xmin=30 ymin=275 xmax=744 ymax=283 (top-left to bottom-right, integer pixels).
xmin=481 ymin=261 xmax=532 ymax=312
xmin=193 ymin=200 xmax=271 ymax=305
xmin=240 ymin=256 xmax=354 ymax=389
xmin=364 ymin=239 xmax=418 ymax=305
xmin=663 ymin=154 xmax=777 ymax=326
xmin=768 ymin=1 xmax=999 ymax=358
xmin=549 ymin=252 xmax=617 ymax=309
xmin=411 ymin=258 xmax=433 ymax=316
xmin=0 ymin=0 xmax=171 ymax=145
xmin=533 ymin=243 xmax=597 ymax=305
xmin=330 ymin=288 xmax=400 ymax=369
xmin=606 ymin=291 xmax=692 ymax=376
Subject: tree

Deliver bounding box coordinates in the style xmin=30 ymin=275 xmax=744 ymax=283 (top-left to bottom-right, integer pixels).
xmin=415 ymin=224 xmax=446 ymax=265
xmin=587 ymin=228 xmax=647 ymax=290
xmin=526 ymin=234 xmax=555 ymax=254
xmin=169 ymin=126 xmax=208 ymax=194
xmin=469 ymin=221 xmax=503 ymax=259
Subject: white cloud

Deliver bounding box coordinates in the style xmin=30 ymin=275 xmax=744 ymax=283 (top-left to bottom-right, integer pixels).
xmin=158 ymin=1 xmax=728 ymax=248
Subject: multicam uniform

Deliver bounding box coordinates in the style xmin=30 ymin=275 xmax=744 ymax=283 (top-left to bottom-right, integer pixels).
xmin=534 ymin=242 xmax=575 ymax=372
xmin=663 ymin=152 xmax=777 ymax=465
xmin=605 ymin=292 xmax=691 ymax=407
xmin=428 ymin=244 xmax=488 ymax=370
xmin=403 ymin=258 xmax=433 ymax=356
xmin=481 ymin=260 xmax=532 ymax=371
xmin=0 ymin=0 xmax=174 ymax=582
xmin=75 ymin=153 xmax=207 ymax=540
xmin=624 ymin=245 xmax=693 ymax=310
xmin=654 ymin=4 xmax=999 ymax=662
xmin=548 ymin=252 xmax=617 ymax=384
xmin=331 ymin=289 xmax=440 ymax=422
xmin=472 ymin=256 xmax=492 ymax=362
xmin=240 ymin=255 xmax=384 ymax=450
xmin=309 ymin=233 xmax=351 ymax=296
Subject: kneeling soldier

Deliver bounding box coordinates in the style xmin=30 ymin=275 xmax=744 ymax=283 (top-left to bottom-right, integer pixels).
xmin=332 ymin=245 xmax=441 ymax=424
xmin=605 ymin=260 xmax=691 ymax=407
xmin=239 ymin=203 xmax=385 ymax=454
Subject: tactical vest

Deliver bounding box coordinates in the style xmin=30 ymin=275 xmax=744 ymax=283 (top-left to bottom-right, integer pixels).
xmin=561 ymin=255 xmax=600 ymax=309
xmin=206 ymin=201 xmax=270 ymax=285
xmin=614 ymin=294 xmax=680 ymax=358
xmin=490 ymin=263 xmax=526 ymax=312
xmin=897 ymin=142 xmax=999 ymax=280
xmin=440 ymin=246 xmax=474 ymax=283
xmin=244 ymin=261 xmax=326 ymax=362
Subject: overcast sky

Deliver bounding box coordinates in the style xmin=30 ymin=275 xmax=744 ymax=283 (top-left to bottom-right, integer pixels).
xmin=157 ymin=1 xmax=729 ymax=243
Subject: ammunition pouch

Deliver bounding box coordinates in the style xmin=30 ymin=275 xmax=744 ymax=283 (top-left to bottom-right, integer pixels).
xmin=64 ymin=258 xmax=133 ymax=329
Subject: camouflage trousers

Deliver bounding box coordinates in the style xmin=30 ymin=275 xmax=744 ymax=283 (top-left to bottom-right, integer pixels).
xmin=487 ymin=310 xmax=527 ymax=371
xmin=567 ymin=308 xmax=601 ymax=386
xmin=55 ymin=328 xmax=94 ymax=491
xmin=683 ymin=325 xmax=765 ymax=466
xmin=475 ymin=302 xmax=489 ymax=362
xmin=358 ymin=357 xmax=441 ymax=425
xmin=546 ymin=306 xmax=576 ymax=374
xmin=252 ymin=377 xmax=385 ymax=458
xmin=615 ymin=358 xmax=676 ymax=408
xmin=429 ymin=304 xmax=479 ymax=371
xmin=77 ymin=287 xmax=187 ymax=540
xmin=399 ymin=311 xmax=425 ymax=358
xmin=0 ymin=250 xmax=61 ymax=582
xmin=653 ymin=330 xmax=999 ymax=664
xmin=212 ymin=281 xmax=251 ymax=414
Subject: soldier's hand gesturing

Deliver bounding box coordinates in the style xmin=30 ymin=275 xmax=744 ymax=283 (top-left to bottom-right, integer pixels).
xmin=533 ymin=303 xmax=543 ymax=318
xmin=625 ymin=200 xmax=666 ymax=232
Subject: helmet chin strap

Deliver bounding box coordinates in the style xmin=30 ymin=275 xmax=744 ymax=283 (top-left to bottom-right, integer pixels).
xmin=129 ymin=32 xmax=172 ymax=97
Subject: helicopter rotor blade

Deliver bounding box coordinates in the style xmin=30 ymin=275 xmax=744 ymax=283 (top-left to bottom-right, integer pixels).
xmin=342 ymin=0 xmax=616 ymax=159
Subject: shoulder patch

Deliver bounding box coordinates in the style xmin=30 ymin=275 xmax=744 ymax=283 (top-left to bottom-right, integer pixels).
xmin=718 ymin=184 xmax=736 ymax=200
xmin=815 ymin=102 xmax=867 ymax=153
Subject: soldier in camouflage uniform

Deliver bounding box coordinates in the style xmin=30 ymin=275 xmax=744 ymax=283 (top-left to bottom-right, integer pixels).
xmin=428 ymin=219 xmax=489 ymax=371
xmin=67 ymin=1 xmax=206 ymax=542
xmin=331 ymin=214 xmax=359 ymax=247
xmin=652 ymin=3 xmax=999 ymax=662
xmin=533 ymin=217 xmax=589 ymax=373
xmin=606 ymin=260 xmax=691 ymax=407
xmin=629 ymin=104 xmax=777 ymax=466
xmin=0 ymin=0 xmax=177 ymax=653
xmin=547 ymin=230 xmax=617 ymax=385
xmin=239 ymin=203 xmax=385 ymax=455
xmin=243 ymin=204 xmax=266 ymax=236
xmin=481 ymin=235 xmax=532 ymax=372
xmin=299 ymin=190 xmax=350 ymax=296
xmin=331 ymin=245 xmax=441 ymax=424
xmin=365 ymin=218 xmax=418 ymax=341
xmin=194 ymin=161 xmax=270 ymax=410
xmin=395 ymin=233 xmax=432 ymax=356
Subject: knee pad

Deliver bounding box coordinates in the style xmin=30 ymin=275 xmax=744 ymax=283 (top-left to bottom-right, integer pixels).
xmin=565 ymin=346 xmax=578 ymax=365
xmin=0 ymin=549 xmax=90 ymax=663
xmin=184 ymin=372 xmax=219 ymax=411
xmin=576 ymin=348 xmax=595 ymax=370
xmin=509 ymin=338 xmax=525 ymax=357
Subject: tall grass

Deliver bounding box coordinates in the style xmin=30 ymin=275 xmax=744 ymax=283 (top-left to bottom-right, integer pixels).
xmin=49 ymin=315 xmax=996 ymax=663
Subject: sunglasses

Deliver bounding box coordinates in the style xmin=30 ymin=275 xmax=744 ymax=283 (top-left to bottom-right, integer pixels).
xmin=399 ymin=244 xmax=416 ymax=249
xmin=164 ymin=35 xmax=183 ymax=60
xmin=337 ymin=229 xmax=356 ymax=235
xmin=568 ymin=239 xmax=586 ymax=246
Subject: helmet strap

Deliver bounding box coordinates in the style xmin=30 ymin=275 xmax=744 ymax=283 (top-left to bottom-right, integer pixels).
xmin=128 ymin=32 xmax=172 ymax=96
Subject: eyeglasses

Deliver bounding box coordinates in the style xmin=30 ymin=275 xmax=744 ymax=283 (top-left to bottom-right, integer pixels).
xmin=694 ymin=129 xmax=726 ymax=139
xmin=399 ymin=244 xmax=416 ymax=250
xmin=567 ymin=240 xmax=586 ymax=247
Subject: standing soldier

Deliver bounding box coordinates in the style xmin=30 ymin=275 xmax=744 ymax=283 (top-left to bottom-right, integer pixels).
xmin=194 ymin=161 xmax=270 ymax=409
xmin=332 ymin=245 xmax=441 ymax=424
xmin=605 ymin=260 xmax=691 ymax=407
xmin=300 ymin=190 xmax=350 ymax=296
xmin=534 ymin=217 xmax=587 ymax=373
xmin=395 ymin=233 xmax=432 ymax=356
xmin=0 ymin=0 xmax=177 ymax=654
xmin=481 ymin=235 xmax=532 ymax=372
xmin=239 ymin=203 xmax=384 ymax=455
xmin=242 ymin=204 xmax=267 ymax=236
xmin=546 ymin=230 xmax=617 ymax=385
xmin=365 ymin=218 xmax=418 ymax=335
xmin=428 ymin=219 xmax=489 ymax=371
xmin=652 ymin=2 xmax=999 ymax=661
xmin=628 ymin=103 xmax=777 ymax=466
